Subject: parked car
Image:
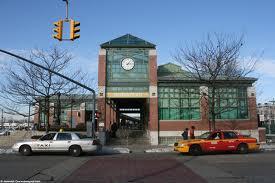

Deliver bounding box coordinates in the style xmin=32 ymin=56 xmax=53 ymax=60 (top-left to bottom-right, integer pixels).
xmin=174 ymin=130 xmax=260 ymax=155
xmin=12 ymin=132 xmax=102 ymax=157
xmin=0 ymin=129 xmax=10 ymax=136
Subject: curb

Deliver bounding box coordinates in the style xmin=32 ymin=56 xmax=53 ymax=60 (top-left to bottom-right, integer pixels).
xmin=144 ymin=147 xmax=174 ymax=153
xmin=0 ymin=148 xmax=16 ymax=154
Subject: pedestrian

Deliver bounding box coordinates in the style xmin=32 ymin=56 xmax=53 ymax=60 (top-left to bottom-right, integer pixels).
xmin=181 ymin=128 xmax=189 ymax=140
xmin=111 ymin=122 xmax=118 ymax=138
xmin=190 ymin=126 xmax=195 ymax=139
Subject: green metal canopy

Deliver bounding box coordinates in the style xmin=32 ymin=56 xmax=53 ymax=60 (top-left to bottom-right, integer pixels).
xmin=157 ymin=63 xmax=257 ymax=84
xmin=101 ymin=34 xmax=156 ymax=48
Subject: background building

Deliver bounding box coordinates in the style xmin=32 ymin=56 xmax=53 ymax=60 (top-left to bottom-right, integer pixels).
xmin=257 ymin=101 xmax=275 ymax=134
xmin=34 ymin=95 xmax=94 ymax=130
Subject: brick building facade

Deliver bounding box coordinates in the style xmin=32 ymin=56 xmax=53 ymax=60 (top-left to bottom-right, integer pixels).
xmin=97 ymin=34 xmax=262 ymax=145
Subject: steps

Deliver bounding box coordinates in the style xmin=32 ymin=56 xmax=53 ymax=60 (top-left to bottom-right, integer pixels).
xmin=108 ymin=129 xmax=150 ymax=146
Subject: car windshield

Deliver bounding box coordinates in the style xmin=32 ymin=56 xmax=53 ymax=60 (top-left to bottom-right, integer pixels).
xmin=198 ymin=132 xmax=211 ymax=139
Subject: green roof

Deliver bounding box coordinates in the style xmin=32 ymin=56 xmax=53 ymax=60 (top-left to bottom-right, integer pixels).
xmin=158 ymin=63 xmax=193 ymax=81
xmin=157 ymin=63 xmax=257 ymax=84
xmin=100 ymin=34 xmax=156 ymax=48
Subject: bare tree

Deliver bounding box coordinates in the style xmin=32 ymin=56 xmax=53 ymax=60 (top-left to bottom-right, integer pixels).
xmin=0 ymin=46 xmax=91 ymax=132
xmin=173 ymin=33 xmax=257 ymax=131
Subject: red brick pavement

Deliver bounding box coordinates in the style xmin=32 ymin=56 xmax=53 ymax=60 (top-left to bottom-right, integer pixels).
xmin=63 ymin=155 xmax=206 ymax=183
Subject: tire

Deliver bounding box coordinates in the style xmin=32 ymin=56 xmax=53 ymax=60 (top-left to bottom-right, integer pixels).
xmin=19 ymin=145 xmax=32 ymax=156
xmin=69 ymin=145 xmax=82 ymax=157
xmin=189 ymin=145 xmax=202 ymax=156
xmin=237 ymin=143 xmax=248 ymax=154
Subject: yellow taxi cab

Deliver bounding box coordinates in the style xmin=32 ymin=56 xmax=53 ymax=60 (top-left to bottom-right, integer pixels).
xmin=174 ymin=130 xmax=260 ymax=155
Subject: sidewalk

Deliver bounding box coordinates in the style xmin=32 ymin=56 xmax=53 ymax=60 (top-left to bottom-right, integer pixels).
xmin=260 ymin=143 xmax=275 ymax=151
xmin=106 ymin=143 xmax=275 ymax=154
xmin=1 ymin=143 xmax=275 ymax=155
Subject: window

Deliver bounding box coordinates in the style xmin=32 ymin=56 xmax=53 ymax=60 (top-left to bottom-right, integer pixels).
xmin=40 ymin=133 xmax=56 ymax=141
xmin=106 ymin=48 xmax=149 ymax=83
xmin=209 ymin=132 xmax=221 ymax=140
xmin=209 ymin=87 xmax=248 ymax=119
xmin=158 ymin=87 xmax=200 ymax=120
xmin=223 ymin=132 xmax=237 ymax=139
xmin=75 ymin=133 xmax=90 ymax=139
xmin=56 ymin=133 xmax=72 ymax=140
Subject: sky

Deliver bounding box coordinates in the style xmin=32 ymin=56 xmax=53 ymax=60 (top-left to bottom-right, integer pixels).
xmin=0 ymin=0 xmax=275 ymax=108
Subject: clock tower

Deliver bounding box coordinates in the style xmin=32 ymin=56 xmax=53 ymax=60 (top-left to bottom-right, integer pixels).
xmin=97 ymin=34 xmax=159 ymax=145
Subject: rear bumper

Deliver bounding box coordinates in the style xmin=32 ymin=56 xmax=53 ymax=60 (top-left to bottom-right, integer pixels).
xmin=248 ymin=143 xmax=260 ymax=151
xmin=82 ymin=145 xmax=102 ymax=153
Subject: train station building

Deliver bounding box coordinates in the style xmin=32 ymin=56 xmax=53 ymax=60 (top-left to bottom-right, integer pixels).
xmin=97 ymin=34 xmax=264 ymax=145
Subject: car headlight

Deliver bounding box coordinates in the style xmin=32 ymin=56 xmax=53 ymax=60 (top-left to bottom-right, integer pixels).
xmin=12 ymin=143 xmax=19 ymax=148
xmin=179 ymin=143 xmax=187 ymax=147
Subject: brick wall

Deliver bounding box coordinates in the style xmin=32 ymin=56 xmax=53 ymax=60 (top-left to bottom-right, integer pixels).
xmin=149 ymin=49 xmax=158 ymax=132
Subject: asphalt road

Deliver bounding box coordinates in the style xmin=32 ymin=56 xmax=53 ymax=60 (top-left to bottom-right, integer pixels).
xmin=0 ymin=151 xmax=275 ymax=183
xmin=175 ymin=151 xmax=275 ymax=183
xmin=0 ymin=154 xmax=72 ymax=181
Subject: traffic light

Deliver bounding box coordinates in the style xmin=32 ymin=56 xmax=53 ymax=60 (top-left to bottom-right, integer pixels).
xmin=70 ymin=20 xmax=80 ymax=41
xmin=53 ymin=20 xmax=63 ymax=41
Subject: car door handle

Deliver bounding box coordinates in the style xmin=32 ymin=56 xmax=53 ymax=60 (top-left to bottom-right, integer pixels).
xmin=49 ymin=141 xmax=53 ymax=143
xmin=67 ymin=141 xmax=71 ymax=143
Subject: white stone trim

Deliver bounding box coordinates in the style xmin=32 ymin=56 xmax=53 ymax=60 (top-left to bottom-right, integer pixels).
xmin=159 ymin=130 xmax=260 ymax=141
xmin=247 ymin=87 xmax=256 ymax=98
xmin=98 ymin=86 xmax=105 ymax=98
xmin=99 ymin=49 xmax=106 ymax=56
xmin=149 ymin=131 xmax=158 ymax=145
xmin=159 ymin=130 xmax=208 ymax=137
xmin=80 ymin=103 xmax=85 ymax=110
xmin=149 ymin=49 xmax=157 ymax=56
xmin=234 ymin=129 xmax=259 ymax=142
xmin=149 ymin=86 xmax=158 ymax=98
xmin=200 ymin=86 xmax=208 ymax=96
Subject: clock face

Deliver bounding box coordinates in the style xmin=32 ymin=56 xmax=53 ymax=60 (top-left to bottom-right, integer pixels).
xmin=121 ymin=58 xmax=135 ymax=70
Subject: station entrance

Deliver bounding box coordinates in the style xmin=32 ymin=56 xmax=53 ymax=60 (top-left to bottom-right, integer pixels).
xmin=114 ymin=98 xmax=148 ymax=131
xmin=97 ymin=34 xmax=159 ymax=145
xmin=108 ymin=98 xmax=149 ymax=145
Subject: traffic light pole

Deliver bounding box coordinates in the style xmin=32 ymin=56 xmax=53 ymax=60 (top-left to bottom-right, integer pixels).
xmin=63 ymin=0 xmax=69 ymax=20
xmin=0 ymin=49 xmax=96 ymax=137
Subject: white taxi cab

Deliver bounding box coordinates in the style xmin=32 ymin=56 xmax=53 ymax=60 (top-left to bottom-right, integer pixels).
xmin=12 ymin=132 xmax=102 ymax=157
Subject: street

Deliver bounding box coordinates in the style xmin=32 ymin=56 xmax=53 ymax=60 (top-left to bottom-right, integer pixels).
xmin=0 ymin=151 xmax=275 ymax=183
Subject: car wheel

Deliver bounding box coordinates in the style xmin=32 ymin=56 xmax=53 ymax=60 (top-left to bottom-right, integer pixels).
xmin=19 ymin=145 xmax=32 ymax=156
xmin=69 ymin=146 xmax=82 ymax=157
xmin=189 ymin=145 xmax=202 ymax=156
xmin=237 ymin=143 xmax=248 ymax=154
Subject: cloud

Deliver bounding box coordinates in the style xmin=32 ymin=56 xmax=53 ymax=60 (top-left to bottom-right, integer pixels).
xmin=256 ymin=58 xmax=275 ymax=78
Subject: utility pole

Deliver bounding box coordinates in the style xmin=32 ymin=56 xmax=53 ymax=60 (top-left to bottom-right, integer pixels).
xmin=1 ymin=109 xmax=3 ymax=129
xmin=63 ymin=0 xmax=69 ymax=21
xmin=28 ymin=103 xmax=31 ymax=128
xmin=268 ymin=98 xmax=275 ymax=134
